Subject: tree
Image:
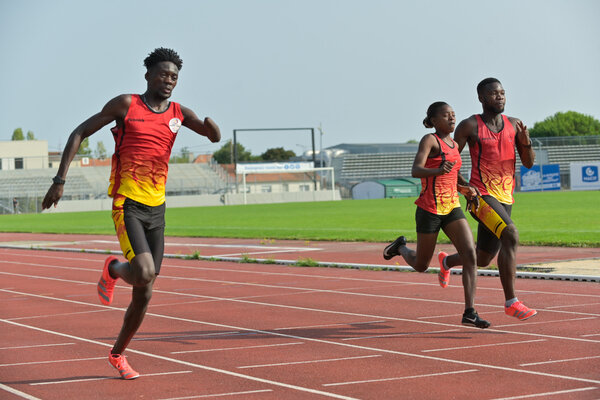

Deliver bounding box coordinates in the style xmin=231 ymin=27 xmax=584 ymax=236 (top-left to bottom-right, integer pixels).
xmin=529 ymin=111 xmax=600 ymax=137
xmin=95 ymin=141 xmax=107 ymax=159
xmin=170 ymin=147 xmax=192 ymax=163
xmin=26 ymin=130 xmax=36 ymax=140
xmin=260 ymin=147 xmax=296 ymax=161
xmin=212 ymin=140 xmax=255 ymax=164
xmin=11 ymin=128 xmax=24 ymax=140
xmin=77 ymin=137 xmax=92 ymax=156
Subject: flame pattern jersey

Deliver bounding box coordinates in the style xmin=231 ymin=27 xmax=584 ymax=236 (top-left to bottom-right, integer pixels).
xmin=469 ymin=114 xmax=516 ymax=205
xmin=415 ymin=134 xmax=462 ymax=215
xmin=108 ymin=95 xmax=184 ymax=206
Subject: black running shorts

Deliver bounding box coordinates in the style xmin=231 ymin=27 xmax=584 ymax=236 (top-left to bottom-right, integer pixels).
xmin=415 ymin=206 xmax=466 ymax=234
xmin=111 ymin=194 xmax=166 ymax=274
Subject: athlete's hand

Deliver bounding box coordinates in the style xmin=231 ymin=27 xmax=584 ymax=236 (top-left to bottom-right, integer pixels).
xmin=437 ymin=160 xmax=456 ymax=175
xmin=459 ymin=185 xmax=480 ymax=210
xmin=516 ymin=120 xmax=532 ymax=147
xmin=42 ymin=183 xmax=64 ymax=210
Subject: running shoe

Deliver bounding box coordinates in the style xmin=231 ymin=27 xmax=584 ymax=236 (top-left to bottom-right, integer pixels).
xmin=108 ymin=352 xmax=140 ymax=380
xmin=383 ymin=236 xmax=406 ymax=260
xmin=97 ymin=256 xmax=118 ymax=305
xmin=462 ymin=308 xmax=491 ymax=329
xmin=437 ymin=251 xmax=450 ymax=288
xmin=505 ymin=301 xmax=537 ymax=320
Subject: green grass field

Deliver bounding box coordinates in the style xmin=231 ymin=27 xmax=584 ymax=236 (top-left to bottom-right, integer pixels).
xmin=0 ymin=191 xmax=598 ymax=247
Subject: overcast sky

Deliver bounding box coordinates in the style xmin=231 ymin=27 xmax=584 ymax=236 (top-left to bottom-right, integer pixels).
xmin=2 ymin=0 xmax=599 ymax=158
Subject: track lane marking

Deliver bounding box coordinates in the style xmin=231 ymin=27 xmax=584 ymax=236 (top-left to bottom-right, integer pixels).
xmin=238 ymin=355 xmax=381 ymax=369
xmin=172 ymin=342 xmax=304 ymax=354
xmin=0 ymin=343 xmax=75 ymax=350
xmin=30 ymin=370 xmax=193 ymax=385
xmin=520 ymin=355 xmax=600 ymax=366
xmin=158 ymin=389 xmax=274 ymax=399
xmin=2 ymin=289 xmax=600 ymax=386
xmin=489 ymin=386 xmax=599 ymax=400
xmin=323 ymin=369 xmax=479 ymax=387
xmin=421 ymin=339 xmax=546 ymax=353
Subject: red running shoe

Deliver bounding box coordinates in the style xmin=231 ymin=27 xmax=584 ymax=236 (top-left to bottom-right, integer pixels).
xmin=438 ymin=251 xmax=450 ymax=288
xmin=505 ymin=301 xmax=537 ymax=320
xmin=108 ymin=352 xmax=140 ymax=380
xmin=97 ymin=256 xmax=118 ymax=305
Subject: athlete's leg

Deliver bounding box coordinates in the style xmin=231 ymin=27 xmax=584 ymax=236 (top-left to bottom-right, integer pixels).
xmin=442 ymin=218 xmax=477 ymax=309
xmin=398 ymin=232 xmax=438 ymax=272
xmin=111 ymin=280 xmax=154 ymax=354
xmin=497 ymin=224 xmax=519 ymax=301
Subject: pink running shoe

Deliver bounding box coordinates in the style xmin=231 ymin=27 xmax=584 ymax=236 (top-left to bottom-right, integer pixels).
xmin=97 ymin=256 xmax=118 ymax=305
xmin=438 ymin=251 xmax=450 ymax=288
xmin=108 ymin=352 xmax=140 ymax=380
xmin=505 ymin=301 xmax=537 ymax=320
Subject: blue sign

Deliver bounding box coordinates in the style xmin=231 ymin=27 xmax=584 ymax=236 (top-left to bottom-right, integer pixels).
xmin=582 ymin=165 xmax=598 ymax=182
xmin=520 ymin=164 xmax=561 ymax=192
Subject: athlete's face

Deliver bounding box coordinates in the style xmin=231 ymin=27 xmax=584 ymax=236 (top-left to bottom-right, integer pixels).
xmin=479 ymin=82 xmax=505 ymax=114
xmin=146 ymin=61 xmax=179 ymax=99
xmin=431 ymin=105 xmax=456 ymax=134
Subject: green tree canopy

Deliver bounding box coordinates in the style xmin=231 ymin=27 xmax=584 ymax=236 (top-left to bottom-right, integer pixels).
xmin=77 ymin=137 xmax=92 ymax=155
xmin=26 ymin=130 xmax=36 ymax=140
xmin=212 ymin=140 xmax=255 ymax=164
xmin=170 ymin=146 xmax=192 ymax=163
xmin=260 ymin=147 xmax=296 ymax=161
xmin=11 ymin=128 xmax=24 ymax=140
xmin=95 ymin=141 xmax=107 ymax=159
xmin=529 ymin=111 xmax=600 ymax=137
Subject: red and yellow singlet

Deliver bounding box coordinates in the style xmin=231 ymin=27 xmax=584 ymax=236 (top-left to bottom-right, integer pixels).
xmin=469 ymin=115 xmax=516 ymax=204
xmin=108 ymin=94 xmax=184 ymax=206
xmin=415 ymin=134 xmax=462 ymax=215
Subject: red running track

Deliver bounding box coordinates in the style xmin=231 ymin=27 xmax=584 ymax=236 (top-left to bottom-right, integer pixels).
xmin=0 ymin=234 xmax=599 ymax=399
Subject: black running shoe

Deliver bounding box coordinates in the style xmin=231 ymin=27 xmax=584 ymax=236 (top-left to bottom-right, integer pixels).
xmin=462 ymin=309 xmax=491 ymax=329
xmin=383 ymin=236 xmax=407 ymax=260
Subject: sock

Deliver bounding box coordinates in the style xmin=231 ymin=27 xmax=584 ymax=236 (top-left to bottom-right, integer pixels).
xmin=505 ymin=297 xmax=518 ymax=307
xmin=464 ymin=307 xmax=475 ymax=315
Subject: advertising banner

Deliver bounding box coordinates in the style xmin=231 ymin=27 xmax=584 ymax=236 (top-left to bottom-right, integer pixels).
xmin=520 ymin=164 xmax=561 ymax=191
xmin=570 ymin=161 xmax=600 ymax=191
xmin=236 ymin=162 xmax=315 ymax=174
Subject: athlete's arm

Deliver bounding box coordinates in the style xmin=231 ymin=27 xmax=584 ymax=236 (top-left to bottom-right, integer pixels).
xmin=181 ymin=106 xmax=221 ymax=143
xmin=411 ymin=134 xmax=455 ymax=178
xmin=42 ymin=94 xmax=131 ymax=210
xmin=453 ymin=115 xmax=477 ymax=153
xmin=511 ymin=117 xmax=535 ymax=168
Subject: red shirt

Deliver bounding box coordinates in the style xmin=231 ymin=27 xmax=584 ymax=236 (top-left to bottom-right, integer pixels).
xmin=469 ymin=115 xmax=516 ymax=204
xmin=415 ymin=134 xmax=462 ymax=215
xmin=108 ymin=95 xmax=184 ymax=206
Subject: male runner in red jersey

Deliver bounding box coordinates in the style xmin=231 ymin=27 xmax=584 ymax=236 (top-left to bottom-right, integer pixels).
xmin=441 ymin=78 xmax=537 ymax=321
xmin=42 ymin=48 xmax=221 ymax=379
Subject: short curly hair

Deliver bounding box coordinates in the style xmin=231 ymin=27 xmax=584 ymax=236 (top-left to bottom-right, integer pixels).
xmin=143 ymin=47 xmax=183 ymax=71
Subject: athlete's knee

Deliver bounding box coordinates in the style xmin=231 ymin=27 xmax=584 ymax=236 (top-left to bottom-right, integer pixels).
xmin=131 ymin=253 xmax=156 ymax=286
xmin=500 ymin=224 xmax=519 ymax=249
xmin=476 ymin=249 xmax=494 ymax=267
xmin=413 ymin=263 xmax=429 ymax=273
xmin=460 ymin=247 xmax=476 ymax=267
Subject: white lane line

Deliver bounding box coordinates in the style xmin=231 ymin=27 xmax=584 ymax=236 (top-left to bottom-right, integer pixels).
xmin=2 ymin=275 xmax=600 ymax=346
xmin=30 ymin=370 xmax=193 ymax=385
xmin=3 ymin=256 xmax=599 ymax=301
xmin=342 ymin=329 xmax=460 ymax=341
xmin=132 ymin=330 xmax=247 ymax=342
xmin=213 ymin=249 xmax=319 ymax=257
xmin=6 ymin=309 xmax=111 ymax=321
xmin=0 ymin=383 xmax=41 ymax=400
xmin=323 ymin=369 xmax=479 ymax=387
xmin=520 ymin=355 xmax=600 ymax=366
xmin=3 ymin=290 xmax=600 ymax=386
xmin=0 ymin=342 xmax=75 ymax=350
xmin=158 ymin=389 xmax=274 ymax=400
xmin=1 ymin=319 xmax=358 ymax=399
xmin=87 ymin=240 xmax=323 ymax=251
xmin=238 ymin=355 xmax=381 ymax=369
xmin=545 ymin=302 xmax=600 ymax=309
xmin=0 ymin=356 xmax=105 ymax=367
xmin=172 ymin=342 xmax=304 ymax=354
xmin=582 ymin=333 xmax=600 ymax=337
xmin=422 ymin=339 xmax=546 ymax=353
xmin=273 ymin=320 xmax=388 ymax=331
xmin=493 ymin=316 xmax=597 ymax=328
xmin=489 ymin=386 xmax=599 ymax=400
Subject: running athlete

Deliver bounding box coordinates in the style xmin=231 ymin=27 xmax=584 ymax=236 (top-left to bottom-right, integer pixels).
xmin=383 ymin=102 xmax=490 ymax=328
xmin=443 ymin=77 xmax=537 ymax=321
xmin=42 ymin=48 xmax=221 ymax=379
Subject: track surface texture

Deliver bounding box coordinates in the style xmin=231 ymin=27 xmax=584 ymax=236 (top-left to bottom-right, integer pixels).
xmin=1 ymin=233 xmax=599 ymax=400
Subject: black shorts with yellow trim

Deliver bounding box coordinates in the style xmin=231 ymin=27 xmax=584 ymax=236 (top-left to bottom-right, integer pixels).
xmin=111 ymin=194 xmax=166 ymax=273
xmin=415 ymin=206 xmax=466 ymax=234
